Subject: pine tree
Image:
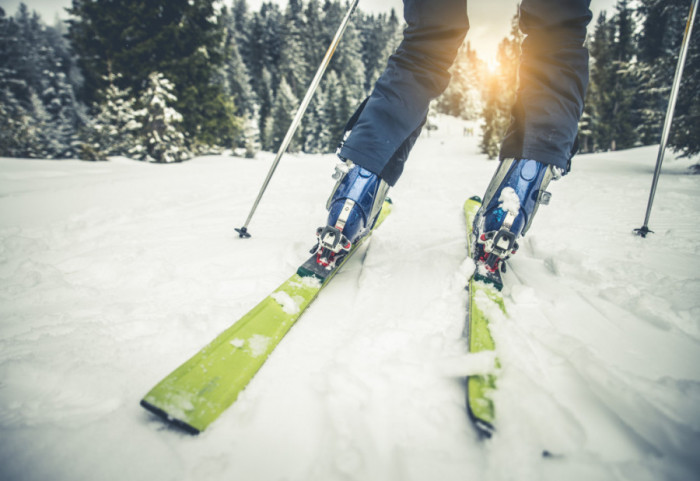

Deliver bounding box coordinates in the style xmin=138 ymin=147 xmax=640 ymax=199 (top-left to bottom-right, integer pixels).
xmin=38 ymin=57 xmax=81 ymax=158
xmin=246 ymin=3 xmax=284 ymax=97
xmin=67 ymin=0 xmax=240 ymax=149
xmin=265 ymin=77 xmax=301 ymax=152
xmin=80 ymin=70 xmax=142 ymax=160
xmin=135 ymin=72 xmax=190 ymax=163
xmin=29 ymin=90 xmax=55 ymax=158
xmin=0 ymin=7 xmax=36 ymax=157
xmin=609 ymin=0 xmax=639 ymax=151
xmin=0 ymin=89 xmax=35 ymax=157
xmin=323 ymin=70 xmax=349 ymax=146
xmin=637 ymin=0 xmax=700 ymax=162
xmin=437 ymin=41 xmax=484 ymax=120
xmin=221 ymin=8 xmax=258 ymax=117
xmin=240 ymin=108 xmax=262 ymax=158
xmin=257 ymin=67 xmax=275 ymax=149
xmin=245 ymin=4 xmax=284 ymax=146
xmin=586 ymin=2 xmax=641 ymax=152
xmin=586 ymin=12 xmax=615 ymax=151
xmin=279 ymin=0 xmax=309 ymax=100
xmin=302 ymin=0 xmax=325 ymax=81
xmin=0 ymin=3 xmax=83 ymax=158
xmin=480 ymin=77 xmax=510 ymax=159
xmin=323 ymin=0 xmax=365 ymax=101
xmin=302 ymin=87 xmax=332 ymax=154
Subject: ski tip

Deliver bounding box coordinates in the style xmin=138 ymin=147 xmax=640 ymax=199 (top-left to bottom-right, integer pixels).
xmin=235 ymin=226 xmax=252 ymax=239
xmin=140 ymin=399 xmax=201 ymax=435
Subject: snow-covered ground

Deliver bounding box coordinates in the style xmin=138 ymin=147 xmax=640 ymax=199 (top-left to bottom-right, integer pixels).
xmin=1 ymin=116 xmax=699 ymax=481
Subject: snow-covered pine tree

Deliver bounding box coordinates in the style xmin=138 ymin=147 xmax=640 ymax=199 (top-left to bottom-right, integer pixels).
xmin=578 ymin=110 xmax=594 ymax=154
xmin=637 ymin=0 xmax=700 ymax=165
xmin=1 ymin=3 xmax=84 ymax=159
xmin=302 ymin=0 xmax=324 ymax=81
xmin=301 ymin=87 xmax=331 ymax=154
xmin=265 ymin=77 xmax=301 ymax=152
xmin=585 ymin=12 xmax=614 ymax=152
xmin=246 ymin=3 xmax=283 ymax=125
xmin=322 ymin=1 xmax=365 ymax=102
xmin=257 ymin=67 xmax=275 ymax=149
xmin=242 ymin=108 xmax=262 ymax=158
xmin=28 ymin=90 xmax=55 ymax=158
xmin=609 ymin=0 xmax=639 ymax=151
xmin=68 ymin=0 xmax=236 ymax=150
xmin=39 ymin=20 xmax=83 ymax=158
xmin=80 ymin=71 xmax=142 ymax=160
xmin=586 ymin=3 xmax=640 ymax=152
xmin=230 ymin=0 xmax=251 ymax=47
xmin=0 ymin=8 xmax=36 ymax=157
xmin=135 ymin=72 xmax=189 ymax=163
xmin=359 ymin=9 xmax=401 ymax=93
xmin=39 ymin=65 xmax=81 ymax=158
xmin=221 ymin=8 xmax=258 ymax=117
xmin=437 ymin=41 xmax=484 ymax=120
xmin=322 ymin=70 xmax=348 ymax=147
xmin=0 ymin=88 xmax=36 ymax=157
xmin=279 ymin=0 xmax=309 ymax=100
xmin=480 ymin=77 xmax=509 ymax=159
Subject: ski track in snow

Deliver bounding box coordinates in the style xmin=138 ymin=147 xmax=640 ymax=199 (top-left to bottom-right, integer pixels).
xmin=0 ymin=116 xmax=699 ymax=481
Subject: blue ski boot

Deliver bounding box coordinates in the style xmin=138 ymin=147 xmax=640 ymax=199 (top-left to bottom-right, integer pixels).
xmin=473 ymin=158 xmax=561 ymax=287
xmin=312 ymin=160 xmax=389 ymax=272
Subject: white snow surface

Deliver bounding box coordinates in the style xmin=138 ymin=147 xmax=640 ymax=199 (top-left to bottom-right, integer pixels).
xmin=1 ymin=115 xmax=699 ymax=481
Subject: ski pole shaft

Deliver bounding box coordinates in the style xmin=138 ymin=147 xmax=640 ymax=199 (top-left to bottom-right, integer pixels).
xmin=236 ymin=0 xmax=360 ymax=238
xmin=636 ymin=0 xmax=698 ymax=237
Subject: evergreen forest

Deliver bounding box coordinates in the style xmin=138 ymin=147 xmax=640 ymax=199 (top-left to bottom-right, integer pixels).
xmin=0 ymin=0 xmax=698 ymax=167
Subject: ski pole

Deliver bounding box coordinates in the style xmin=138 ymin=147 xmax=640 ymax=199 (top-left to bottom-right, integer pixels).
xmin=236 ymin=0 xmax=360 ymax=238
xmin=635 ymin=0 xmax=698 ymax=238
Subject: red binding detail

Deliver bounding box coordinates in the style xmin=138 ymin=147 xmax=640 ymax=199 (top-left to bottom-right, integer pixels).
xmin=316 ymin=248 xmax=340 ymax=268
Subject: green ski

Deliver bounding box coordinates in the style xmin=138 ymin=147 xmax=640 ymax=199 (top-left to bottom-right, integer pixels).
xmin=464 ymin=196 xmax=505 ymax=437
xmin=141 ymin=199 xmax=393 ymax=434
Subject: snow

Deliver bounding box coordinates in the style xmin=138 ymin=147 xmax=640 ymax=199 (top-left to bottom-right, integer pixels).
xmin=247 ymin=335 xmax=272 ymax=358
xmin=1 ymin=115 xmax=699 ymax=481
xmin=499 ymin=186 xmax=521 ymax=214
xmin=271 ymin=290 xmax=301 ymax=315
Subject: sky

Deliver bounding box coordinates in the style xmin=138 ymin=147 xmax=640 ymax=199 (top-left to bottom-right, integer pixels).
xmin=1 ymin=0 xmax=619 ymax=61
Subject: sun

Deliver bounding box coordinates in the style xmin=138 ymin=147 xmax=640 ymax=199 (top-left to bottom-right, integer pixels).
xmin=486 ymin=58 xmax=501 ymax=74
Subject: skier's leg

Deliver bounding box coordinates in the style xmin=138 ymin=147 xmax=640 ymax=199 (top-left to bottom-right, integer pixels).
xmin=475 ymin=0 xmax=591 ymax=278
xmin=476 ymin=0 xmax=592 ymax=278
xmin=339 ymin=0 xmax=470 ymax=186
xmin=500 ymin=0 xmax=592 ymax=167
xmin=313 ymin=0 xmax=469 ymax=268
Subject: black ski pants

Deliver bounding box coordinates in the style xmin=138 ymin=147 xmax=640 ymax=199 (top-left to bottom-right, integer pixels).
xmin=338 ymin=0 xmax=592 ymax=186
